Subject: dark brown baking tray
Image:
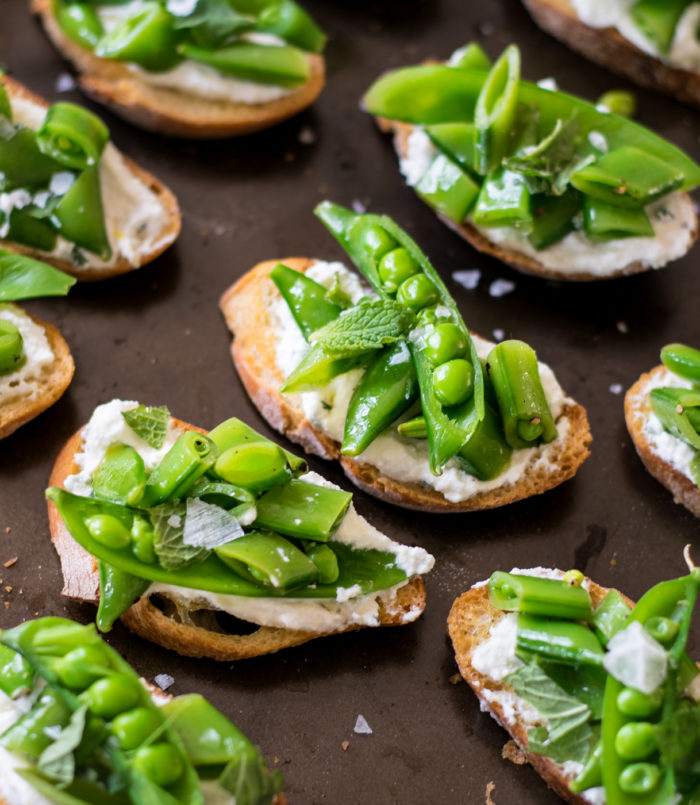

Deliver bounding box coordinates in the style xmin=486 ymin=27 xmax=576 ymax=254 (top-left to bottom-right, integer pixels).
xmin=1 ymin=1 xmax=699 ymax=802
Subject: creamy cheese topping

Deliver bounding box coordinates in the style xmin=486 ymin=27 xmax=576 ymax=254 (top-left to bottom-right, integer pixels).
xmin=571 ymin=0 xmax=700 ymax=71
xmin=7 ymin=96 xmax=173 ymax=270
xmin=272 ymin=261 xmax=572 ymax=503
xmin=400 ymin=128 xmax=696 ymax=276
xmin=0 ymin=305 xmax=54 ymax=404
xmin=627 ymin=367 xmax=698 ymax=485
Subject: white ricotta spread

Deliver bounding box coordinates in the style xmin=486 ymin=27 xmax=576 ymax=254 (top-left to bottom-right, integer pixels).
xmin=272 ymin=261 xmax=572 ymax=503
xmin=471 ymin=613 xmax=524 ymax=680
xmin=7 ymin=96 xmax=173 ymax=271
xmin=400 ymin=126 xmax=696 ymax=276
xmin=571 ymin=0 xmax=700 ymax=71
xmin=0 ymin=305 xmax=54 ymax=404
xmin=627 ymin=367 xmax=698 ymax=485
xmin=63 ymin=399 xmax=433 ymax=632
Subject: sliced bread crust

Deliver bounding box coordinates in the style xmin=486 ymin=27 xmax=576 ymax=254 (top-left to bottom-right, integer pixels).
xmin=219 ymin=259 xmax=592 ymax=512
xmin=625 ymin=365 xmax=700 ymax=518
xmin=47 ymin=418 xmax=427 ymax=661
xmin=376 ymin=119 xmax=699 ymax=282
xmin=1 ymin=75 xmax=181 ymax=280
xmin=522 ymin=0 xmax=700 ymax=109
xmin=447 ymin=575 xmax=629 ymax=804
xmin=0 ymin=307 xmax=74 ymax=440
xmin=31 ymin=0 xmax=325 ymax=138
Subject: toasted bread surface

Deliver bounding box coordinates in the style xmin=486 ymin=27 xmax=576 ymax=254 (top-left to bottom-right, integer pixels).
xmin=219 ymin=258 xmax=592 ymax=512
xmin=447 ymin=575 xmax=630 ymax=804
xmin=625 ymin=365 xmax=700 ymax=518
xmin=48 ymin=416 xmax=427 ymax=660
xmin=32 ymin=0 xmax=325 ymax=138
xmin=0 ymin=307 xmax=74 ymax=440
xmin=377 ymin=119 xmax=699 ymax=281
xmin=1 ymin=75 xmax=181 ymax=280
xmin=522 ymin=0 xmax=700 ymax=108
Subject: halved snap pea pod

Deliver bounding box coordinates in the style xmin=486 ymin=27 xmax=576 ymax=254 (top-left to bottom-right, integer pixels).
xmin=36 ymin=103 xmax=110 ymax=170
xmin=270 ymin=262 xmax=343 ymax=341
xmin=92 ymin=443 xmax=147 ymax=506
xmin=660 ymin=343 xmax=700 ymax=384
xmin=208 ymin=415 xmax=306 ymax=474
xmin=488 ymin=571 xmax=593 ymax=621
xmin=140 ymin=431 xmax=218 ymax=507
xmin=215 ymin=440 xmax=291 ymax=493
xmin=55 ymin=2 xmax=104 ymax=50
xmin=650 ymin=387 xmax=700 ymax=451
xmin=54 ymin=166 xmax=112 ymax=260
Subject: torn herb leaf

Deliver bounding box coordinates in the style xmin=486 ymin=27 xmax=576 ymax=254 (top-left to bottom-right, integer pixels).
xmin=122 ymin=405 xmax=170 ymax=449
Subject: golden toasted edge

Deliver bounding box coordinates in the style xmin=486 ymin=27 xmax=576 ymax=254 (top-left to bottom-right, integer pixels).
xmin=0 ymin=307 xmax=74 ymax=440
xmin=374 ymin=119 xmax=698 ymax=282
xmin=47 ymin=414 xmax=426 ymax=660
xmin=0 ymin=74 xmax=181 ymax=280
xmin=219 ymin=259 xmax=592 ymax=512
xmin=31 ymin=0 xmax=325 ymax=138
xmin=624 ymin=365 xmax=700 ymax=518
xmin=447 ymin=577 xmax=631 ymax=804
xmin=522 ymin=0 xmax=700 ymax=109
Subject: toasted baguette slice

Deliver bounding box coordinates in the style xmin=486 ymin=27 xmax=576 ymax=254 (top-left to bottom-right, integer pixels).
xmin=220 ymin=258 xmax=592 ymax=512
xmin=625 ymin=364 xmax=700 ymax=518
xmin=48 ymin=417 xmax=427 ymax=661
xmin=1 ymin=76 xmax=180 ymax=280
xmin=376 ymin=119 xmax=699 ymax=281
xmin=32 ymin=0 xmax=325 ymax=138
xmin=522 ymin=0 xmax=700 ymax=109
xmin=0 ymin=304 xmax=74 ymax=440
xmin=447 ymin=572 xmax=630 ymax=804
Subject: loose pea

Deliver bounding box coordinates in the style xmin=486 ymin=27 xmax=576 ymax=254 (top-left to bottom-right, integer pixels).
xmin=112 ymin=706 xmax=162 ymax=750
xmin=614 ymin=722 xmax=657 ymax=760
xmin=378 ymin=247 xmax=420 ymax=290
xmin=597 ymin=90 xmax=636 ymax=118
xmin=396 ymin=274 xmax=439 ymax=310
xmin=644 ymin=616 xmax=679 ymax=644
xmin=563 ymin=569 xmax=584 ymax=587
xmin=132 ymin=743 xmax=184 ymax=787
xmin=616 ymin=687 xmax=663 ymax=718
xmin=619 ymin=762 xmax=661 ymax=795
xmin=56 ymin=645 xmax=109 ymax=690
xmin=424 ymin=322 xmax=468 ymax=365
xmin=85 ymin=514 xmax=131 ymax=549
xmin=432 ymin=359 xmax=474 ymax=407
xmin=81 ymin=674 xmax=142 ymax=719
xmin=131 ymin=516 xmax=156 ymax=564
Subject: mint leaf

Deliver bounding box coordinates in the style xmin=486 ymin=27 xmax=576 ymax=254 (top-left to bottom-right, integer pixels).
xmin=171 ymin=0 xmax=253 ymax=48
xmin=658 ymin=703 xmax=700 ymax=775
xmin=122 ymin=405 xmax=170 ymax=449
xmin=37 ymin=704 xmax=87 ymax=785
xmin=151 ymin=502 xmax=211 ymax=570
xmin=506 ymin=662 xmax=593 ymax=764
xmin=308 ymin=298 xmax=415 ymax=353
xmin=325 ymin=272 xmax=352 ymax=309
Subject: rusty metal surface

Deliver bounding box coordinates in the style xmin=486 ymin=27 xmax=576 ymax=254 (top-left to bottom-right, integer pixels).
xmin=1 ymin=1 xmax=699 ymax=802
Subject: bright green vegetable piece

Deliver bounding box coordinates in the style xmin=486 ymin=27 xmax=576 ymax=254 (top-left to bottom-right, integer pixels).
xmin=424 ymin=122 xmax=479 ymax=175
xmin=140 ymin=431 xmax=218 ymax=507
xmin=529 ymin=187 xmax=581 ymax=249
xmin=378 ymin=247 xmax=420 ymax=291
xmin=55 ymin=644 xmax=110 ymax=690
xmin=215 ymin=440 xmax=291 ymax=492
xmin=414 ymin=153 xmax=480 ymax=223
xmin=0 ymin=79 xmax=11 ymax=122
xmin=0 ymin=317 xmax=24 ymax=374
xmin=0 ymin=253 xmax=75 ymax=301
xmin=570 ymin=739 xmax=602 ymax=793
xmin=630 ymin=0 xmax=693 ymax=53
xmin=691 ymin=453 xmax=700 ymax=488
xmin=270 ymin=262 xmax=342 ymax=341
xmin=0 ymin=126 xmax=64 ymax=191
xmin=133 ymin=742 xmax=185 ymax=787
xmin=96 ymin=1 xmax=182 ymax=72
xmin=615 ymin=722 xmax=657 ymax=760
xmin=254 ymin=478 xmax=351 ymax=541
xmin=303 ymin=542 xmax=339 ymax=583
xmin=474 ymin=45 xmax=520 ymax=175
xmin=85 ymin=514 xmax=131 ymax=549
xmin=517 ymin=612 xmax=604 ymax=666
xmin=597 ymin=90 xmax=637 ymax=118
xmin=592 ymin=589 xmax=631 ymax=645
xmin=92 ymin=444 xmax=147 ymax=506
xmin=661 ymin=343 xmax=700 ymax=384
xmin=424 ymin=322 xmax=467 ymax=365
xmin=179 ymin=41 xmax=310 ymax=87
xmin=37 ymin=103 xmax=109 ymax=170
xmin=488 ymin=571 xmax=593 ymax=620
xmin=448 ymin=42 xmax=491 ymax=71
xmin=2 ymin=207 xmax=58 ymax=253
xmin=81 ymin=674 xmax=142 ymax=718
xmin=208 ymin=416 xmax=306 ymax=473
xmin=55 ymin=2 xmax=104 ymax=50
xmin=396 ymin=273 xmax=440 ymax=310
xmin=280 ymin=342 xmax=370 ymax=393
xmin=619 ymin=762 xmax=662 ymax=795
xmin=96 ymin=561 xmax=149 ymax=632
xmin=0 ymin=686 xmax=71 ymax=758
xmin=111 ymin=706 xmax=163 ymax=751
xmin=617 ymin=687 xmax=663 ymax=718
xmin=644 ymin=615 xmax=680 ymax=644
xmin=54 ymin=166 xmax=111 ymax=260
xmin=0 ymin=643 xmax=34 ymax=699
xmin=255 ymin=0 xmax=326 ymax=52
xmin=650 ymin=387 xmax=700 ymax=450
xmin=432 ymin=359 xmax=474 ymax=406
xmin=473 ymin=167 xmax=532 ymax=230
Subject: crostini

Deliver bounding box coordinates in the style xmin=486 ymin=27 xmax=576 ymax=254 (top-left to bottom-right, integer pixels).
xmin=32 ymin=0 xmax=326 ymax=137
xmin=46 ymin=400 xmax=433 ymax=661
xmin=0 ymin=252 xmax=75 ymax=439
xmin=220 ymin=202 xmax=591 ymax=512
xmin=0 ymin=75 xmax=180 ymax=279
xmin=448 ymin=559 xmax=700 ymax=803
xmin=363 ymin=43 xmax=700 ymax=281
xmin=625 ymin=342 xmax=700 ymax=518
xmin=522 ymin=0 xmax=700 ymax=108
xmin=0 ymin=617 xmax=284 ymax=805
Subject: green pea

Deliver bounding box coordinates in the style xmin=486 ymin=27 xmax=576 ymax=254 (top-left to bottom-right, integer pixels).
xmin=0 ymin=319 xmax=25 ymax=375
xmin=131 ymin=516 xmax=156 ymax=564
xmin=378 ymin=247 xmax=420 ymax=291
xmin=81 ymin=674 xmax=142 ymax=719
xmin=619 ymin=762 xmax=661 ymax=794
xmin=111 ymin=706 xmax=163 ymax=750
xmin=424 ymin=322 xmax=468 ymax=365
xmin=132 ymin=743 xmax=184 ymax=787
xmin=416 ymin=306 xmax=439 ymax=327
xmin=616 ymin=686 xmax=663 ymax=718
xmin=614 ymin=722 xmax=657 ymax=760
xmin=56 ymin=645 xmax=110 ymax=691
xmin=563 ymin=569 xmax=584 ymax=587
xmin=644 ymin=616 xmax=679 ymax=644
xmin=85 ymin=514 xmax=131 ymax=549
xmin=359 ymin=224 xmax=396 ymax=260
xmin=597 ymin=90 xmax=636 ymax=118
xmin=432 ymin=359 xmax=475 ymax=407
xmin=396 ymin=274 xmax=439 ymax=311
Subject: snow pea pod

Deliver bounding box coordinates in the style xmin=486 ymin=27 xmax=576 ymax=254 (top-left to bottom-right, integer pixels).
xmin=0 ymin=643 xmax=34 ymax=698
xmin=37 ymin=103 xmax=109 ymax=170
xmin=661 ymin=343 xmax=700 ymax=384
xmin=1 ymin=684 xmax=72 ymax=758
xmin=270 ymin=262 xmax=342 ymax=341
xmin=489 ymin=571 xmax=593 ymax=620
xmin=448 ymin=42 xmax=491 ymax=71
xmin=0 ymin=317 xmax=25 ymax=374
xmin=341 ymin=341 xmax=418 ymax=457
xmin=55 ymin=2 xmax=105 ymax=50
xmin=255 ymin=0 xmax=326 ymax=53
xmin=96 ymin=562 xmax=149 ymax=632
xmin=54 ymin=166 xmax=111 ymax=260
xmin=630 ymin=0 xmax=693 ymax=53
xmin=215 ymin=440 xmax=291 ymax=493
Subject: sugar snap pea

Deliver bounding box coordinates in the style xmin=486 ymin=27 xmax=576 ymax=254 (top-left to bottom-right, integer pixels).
xmin=55 ymin=2 xmax=104 ymax=50
xmin=92 ymin=444 xmax=147 ymax=506
xmin=414 ymin=153 xmax=480 ymax=223
xmin=448 ymin=42 xmax=492 ymax=72
xmin=630 ymin=0 xmax=693 ymax=53
xmin=255 ymin=0 xmax=326 ymax=53
xmin=270 ymin=262 xmax=342 ymax=340
xmin=488 ymin=571 xmax=593 ymax=620
xmin=209 ymin=416 xmax=306 ymax=473
xmin=0 ymin=643 xmax=34 ymax=698
xmin=661 ymin=343 xmax=700 ymax=384
xmin=54 ymin=166 xmax=112 ymax=260
xmin=215 ymin=440 xmax=291 ymax=492
xmin=179 ymin=41 xmax=310 ymax=86
xmin=516 ymin=613 xmax=605 ymax=667
xmin=97 ymin=562 xmax=150 ymax=632
xmin=650 ymin=387 xmax=700 ymax=450
xmin=36 ymin=103 xmax=109 ymax=170
xmin=140 ymin=431 xmax=217 ymax=507
xmin=0 ymin=317 xmax=25 ymax=374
